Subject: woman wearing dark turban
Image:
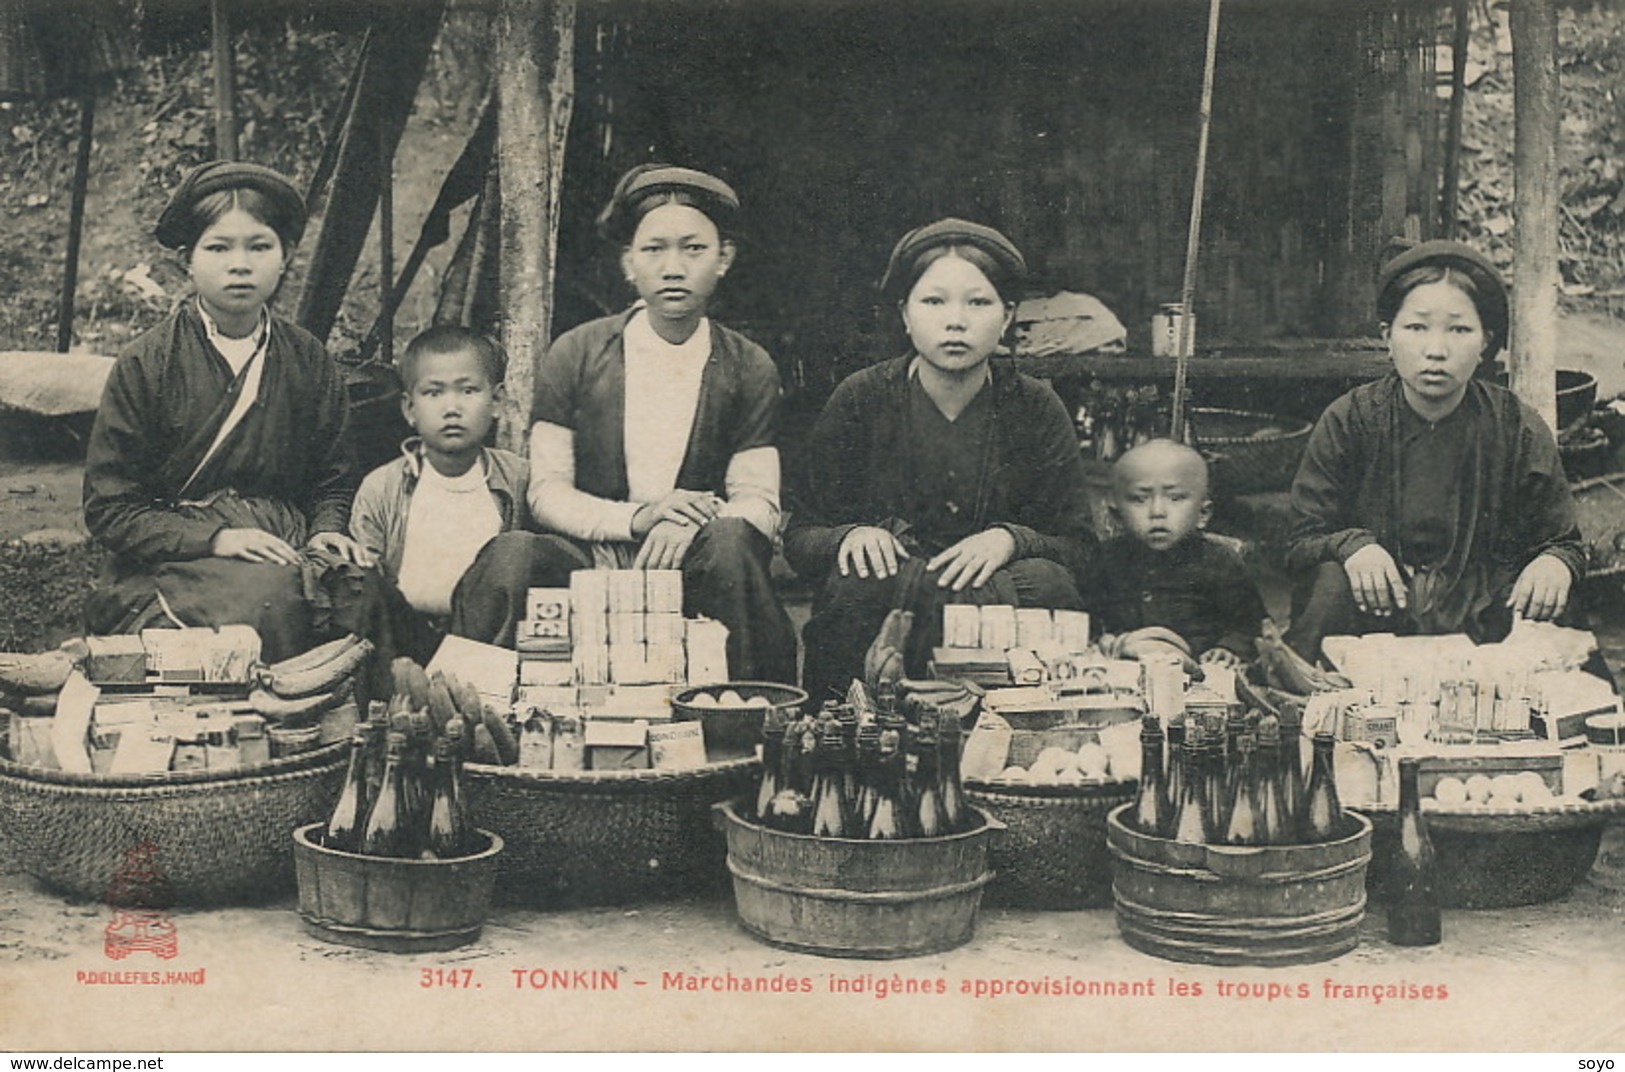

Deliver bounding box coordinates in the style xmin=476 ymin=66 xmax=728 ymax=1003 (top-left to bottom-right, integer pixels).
xmin=82 ymin=161 xmax=405 ymax=670
xmin=1284 ymin=239 xmax=1584 ymax=661
xmin=785 ymin=218 xmax=1094 ymax=702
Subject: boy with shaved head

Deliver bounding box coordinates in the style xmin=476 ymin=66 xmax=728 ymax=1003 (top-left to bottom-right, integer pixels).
xmin=1081 ymin=439 xmax=1266 ymax=666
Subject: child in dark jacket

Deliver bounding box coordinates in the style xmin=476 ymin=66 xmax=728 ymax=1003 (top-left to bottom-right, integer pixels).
xmin=1081 ymin=439 xmax=1266 ymax=667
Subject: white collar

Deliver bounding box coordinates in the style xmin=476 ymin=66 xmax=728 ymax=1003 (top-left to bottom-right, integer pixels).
xmin=624 ymin=307 xmax=711 ymax=363
xmin=197 ymin=298 xmax=270 ymax=354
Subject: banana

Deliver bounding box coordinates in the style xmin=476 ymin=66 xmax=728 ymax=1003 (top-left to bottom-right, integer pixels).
xmin=0 ymin=650 xmax=77 ymax=694
xmin=249 ymin=682 xmax=352 ymax=725
xmin=470 ymin=723 xmax=502 ymax=765
xmin=1255 ymin=619 xmax=1351 ymax=695
xmin=260 ymin=636 xmax=373 ymax=698
xmin=390 ymin=658 xmax=432 ymax=711
xmin=425 ymin=674 xmax=459 ymax=734
xmin=483 ymin=706 xmax=519 ymax=766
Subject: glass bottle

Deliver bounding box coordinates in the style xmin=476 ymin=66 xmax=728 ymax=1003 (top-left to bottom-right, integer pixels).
xmin=324 ymin=730 xmax=371 ymax=853
xmin=1254 ymin=715 xmax=1291 ymax=846
xmin=810 ymin=724 xmax=856 ymax=838
xmin=1129 ymin=716 xmax=1170 ymax=836
xmin=1171 ymin=735 xmax=1212 ymax=845
xmin=909 ymin=713 xmax=948 ymax=839
xmin=360 ymin=731 xmax=411 ymax=858
xmin=1302 ymin=731 xmax=1343 ymax=843
xmin=1222 ymin=734 xmax=1261 ymax=846
xmin=1164 ymin=717 xmax=1187 ymax=834
xmin=363 ymin=702 xmax=389 ymax=801
xmin=936 ymin=704 xmax=968 ymax=833
xmin=766 ymin=718 xmax=814 ymax=834
xmin=1201 ymin=726 xmax=1229 ymax=838
xmin=1388 ymin=757 xmax=1442 ymax=946
xmin=866 ymin=728 xmax=910 ymax=839
xmin=425 ymin=737 xmax=472 ymax=859
xmin=405 ymin=710 xmax=434 ymax=834
xmin=1278 ymin=701 xmax=1307 ymax=828
xmin=755 ymin=705 xmax=789 ymax=821
xmin=838 ymin=704 xmax=862 ymax=806
xmin=852 ymin=722 xmax=883 ymax=833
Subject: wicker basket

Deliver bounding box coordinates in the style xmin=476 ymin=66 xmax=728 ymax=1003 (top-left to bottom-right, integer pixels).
xmin=0 ymin=742 xmax=347 ymax=905
xmin=1356 ymin=794 xmax=1625 ymax=909
xmin=965 ymin=777 xmax=1137 ymax=909
xmin=1189 ymin=407 xmax=1313 ymax=496
xmin=464 ymin=757 xmax=759 ymax=908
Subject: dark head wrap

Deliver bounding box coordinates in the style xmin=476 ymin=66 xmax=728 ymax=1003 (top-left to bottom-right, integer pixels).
xmin=596 ymin=164 xmax=741 ymax=244
xmin=879 ymin=217 xmax=1027 ymax=303
xmin=155 ymin=161 xmax=307 ymax=250
xmin=1375 ymin=238 xmax=1509 ymax=354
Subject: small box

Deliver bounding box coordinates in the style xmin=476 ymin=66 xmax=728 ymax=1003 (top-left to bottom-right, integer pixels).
xmin=1015 ymin=608 xmax=1055 ymax=649
xmin=518 ymin=711 xmax=556 ymax=770
xmin=525 ymin=587 xmax=572 ymax=622
xmin=648 ymin=720 xmax=707 ymax=769
xmin=1341 ymin=705 xmax=1400 ymax=749
xmin=645 ymin=570 xmax=684 ymax=615
xmin=979 ymin=605 xmax=1018 ymax=651
xmin=684 ymin=617 xmax=730 ymax=684
xmin=232 ymin=714 xmax=270 ymax=766
xmin=645 ymin=641 xmax=685 ymax=684
xmin=644 ymin=612 xmax=685 ymax=647
xmin=519 ymin=657 xmax=576 ymax=687
xmin=585 ymin=718 xmax=650 ymax=770
xmin=570 ymin=570 xmax=610 ymax=624
xmin=610 ymin=643 xmax=663 ymax=685
xmin=516 ymin=636 xmax=572 ymax=657
xmin=1053 ymin=610 xmax=1091 ymax=653
xmin=8 ymin=714 xmax=59 ymax=770
xmin=84 ymin=635 xmax=149 ymax=685
xmin=607 ymin=570 xmax=646 ymax=614
xmin=1006 ymin=648 xmax=1046 ymax=686
xmin=110 ymin=731 xmax=176 ymax=775
xmin=943 ymin=605 xmax=981 ymax=649
xmin=573 ymin=643 xmax=611 ymax=687
xmin=515 ymin=685 xmax=580 ymax=713
xmin=599 ymin=684 xmax=675 ymax=721
xmin=518 ymin=617 xmax=571 ymax=640
xmin=608 ymin=612 xmax=646 ymax=647
xmin=140 ymin=625 xmax=261 ymax=684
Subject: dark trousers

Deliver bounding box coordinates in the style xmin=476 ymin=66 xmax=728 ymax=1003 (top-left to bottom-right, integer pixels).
xmin=451 ymin=519 xmax=798 ymax=684
xmin=799 ymin=557 xmax=1083 ymax=706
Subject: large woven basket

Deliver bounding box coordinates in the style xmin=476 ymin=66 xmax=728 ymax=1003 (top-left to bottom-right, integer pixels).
xmin=965 ymin=778 xmax=1137 ymax=909
xmin=1356 ymin=794 xmax=1625 ymax=909
xmin=464 ymin=757 xmax=759 ymax=908
xmin=1189 ymin=407 xmax=1313 ymax=497
xmin=0 ymin=742 xmax=347 ymax=905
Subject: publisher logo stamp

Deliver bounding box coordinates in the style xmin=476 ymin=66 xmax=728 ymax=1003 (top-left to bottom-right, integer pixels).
xmin=102 ymin=841 xmax=179 ymax=961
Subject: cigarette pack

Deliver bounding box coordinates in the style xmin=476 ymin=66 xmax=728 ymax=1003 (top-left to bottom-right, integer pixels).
xmin=573 ymin=643 xmax=611 ymax=687
xmin=942 ymin=605 xmax=981 ymax=649
xmin=1015 ymin=608 xmax=1055 ymax=649
xmin=978 ymin=605 xmax=1018 ymax=652
xmin=525 ymin=587 xmax=572 ymax=622
xmin=518 ymin=657 xmax=575 ymax=687
xmin=684 ymin=617 xmax=730 ymax=684
xmin=518 ymin=617 xmax=571 ymax=640
xmin=515 ymin=685 xmax=580 ymax=714
xmin=1053 ymin=610 xmax=1091 ymax=653
xmin=1340 ymin=706 xmax=1399 ymax=749
xmin=608 ymin=612 xmax=646 ymax=647
xmin=607 ymin=570 xmax=646 ymax=614
xmin=232 ymin=714 xmax=270 ymax=767
xmin=1006 ymin=648 xmax=1046 ymax=686
xmin=930 ymin=648 xmax=1010 ymax=687
xmin=585 ymin=718 xmax=650 ymax=770
xmin=84 ymin=635 xmax=148 ymax=685
xmin=647 ymin=720 xmax=707 ymax=769
xmin=645 ymin=570 xmax=684 ymax=614
xmin=516 ymin=636 xmax=572 ymax=658
xmin=644 ymin=612 xmax=685 ymax=647
xmin=140 ymin=625 xmax=261 ymax=684
xmin=570 ymin=571 xmax=610 ymax=643
xmin=598 ymin=684 xmax=675 ymax=721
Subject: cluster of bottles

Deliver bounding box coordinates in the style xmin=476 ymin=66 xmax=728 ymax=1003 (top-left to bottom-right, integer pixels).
xmin=1128 ymin=706 xmax=1344 ymax=847
xmin=752 ymin=683 xmax=972 ymax=840
xmin=1073 ymin=381 xmax=1180 ymax=462
xmin=1389 ymin=756 xmax=1442 ymax=946
xmin=324 ymin=700 xmax=476 ymax=860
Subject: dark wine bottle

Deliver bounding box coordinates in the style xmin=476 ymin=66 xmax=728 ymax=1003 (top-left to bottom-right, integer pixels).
xmin=1222 ymin=734 xmax=1261 ymax=846
xmin=755 ymin=704 xmax=789 ymax=821
xmin=1164 ymin=718 xmax=1187 ymax=836
xmin=909 ymin=713 xmax=948 ymax=839
xmin=852 ymin=722 xmax=883 ymax=832
xmin=425 ymin=736 xmax=472 ymax=859
xmin=1278 ymin=701 xmax=1307 ymax=829
xmin=936 ymin=703 xmax=968 ymax=833
xmin=810 ymin=724 xmax=856 ymax=838
xmin=1254 ymin=715 xmax=1291 ymax=846
xmin=1301 ymin=731 xmax=1343 ymax=842
xmin=1129 ymin=717 xmax=1171 ymax=836
xmin=766 ymin=718 xmax=814 ymax=834
xmin=1201 ymin=727 xmax=1229 ymax=838
xmin=360 ymin=731 xmax=412 ymax=858
xmin=867 ymin=727 xmax=909 ymax=839
xmin=324 ymin=731 xmax=370 ymax=853
xmin=1388 ymin=757 xmax=1442 ymax=946
xmin=1171 ymin=735 xmax=1212 ymax=845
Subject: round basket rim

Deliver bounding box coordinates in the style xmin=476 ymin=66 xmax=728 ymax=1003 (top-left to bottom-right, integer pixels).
xmin=672 ymin=681 xmax=810 ymax=705
xmin=0 ymin=738 xmax=346 ymax=790
xmin=465 ymin=753 xmax=759 ymax=786
xmin=1188 ymin=406 xmax=1313 ymax=446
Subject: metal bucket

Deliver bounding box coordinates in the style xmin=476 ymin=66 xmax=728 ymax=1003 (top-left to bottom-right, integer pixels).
xmin=713 ymin=799 xmax=1003 ymax=959
xmin=292 ymin=822 xmax=504 ymax=953
xmin=1106 ymin=804 xmax=1371 ymax=967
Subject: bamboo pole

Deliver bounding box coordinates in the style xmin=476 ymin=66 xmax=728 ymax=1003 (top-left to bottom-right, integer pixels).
xmin=1441 ymin=0 xmax=1470 ymax=239
xmin=1509 ymin=0 xmax=1560 ymax=431
xmin=210 ymin=0 xmax=238 ymax=159
xmin=1170 ymin=0 xmax=1222 ymax=442
xmin=56 ymin=93 xmax=94 ymax=353
xmin=494 ymin=0 xmax=576 ymax=454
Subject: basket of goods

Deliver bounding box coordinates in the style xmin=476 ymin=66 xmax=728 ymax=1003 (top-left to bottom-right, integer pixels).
xmin=1187 ymin=407 xmax=1313 ymax=497
xmin=460 ymin=574 xmax=767 ymax=907
xmin=294 ymin=658 xmax=504 ymax=953
xmin=1107 ymin=703 xmax=1372 ymax=967
xmin=1313 ymin=630 xmax=1625 ymax=908
xmin=0 ymin=629 xmax=373 ymax=904
xmin=715 ymin=680 xmax=1003 ymax=959
xmin=672 ymin=682 xmax=809 ymax=761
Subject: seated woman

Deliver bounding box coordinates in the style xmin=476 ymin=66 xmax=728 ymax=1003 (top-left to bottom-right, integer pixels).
xmin=458 ymin=164 xmax=797 ymax=683
xmin=1284 ymin=239 xmax=1584 ymax=663
xmin=82 ymin=161 xmax=389 ymax=666
xmin=785 ymin=218 xmax=1094 ymax=702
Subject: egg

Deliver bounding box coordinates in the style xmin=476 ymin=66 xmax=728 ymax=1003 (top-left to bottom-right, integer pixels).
xmin=1464 ymin=774 xmax=1494 ymax=804
xmin=717 ymin=689 xmax=748 ymax=708
xmin=688 ymin=692 xmax=719 ymax=708
xmin=997 ymin=766 xmax=1030 ymax=784
xmin=1056 ymin=768 xmax=1086 ymax=787
xmin=1075 ymin=742 xmax=1111 ymax=779
xmin=745 ymin=695 xmax=773 ymax=708
xmin=1434 ymin=776 xmax=1468 ymax=806
xmin=1032 ymin=746 xmax=1078 ymax=782
xmin=1488 ymin=774 xmax=1525 ymax=806
xmin=1521 ymin=780 xmax=1555 ymax=804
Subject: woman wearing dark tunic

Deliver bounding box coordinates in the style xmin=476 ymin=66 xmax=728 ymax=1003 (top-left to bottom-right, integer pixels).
xmin=83 ymin=161 xmax=379 ymax=663
xmin=786 ymin=219 xmax=1093 ymax=702
xmin=1284 ymin=239 xmax=1582 ymax=662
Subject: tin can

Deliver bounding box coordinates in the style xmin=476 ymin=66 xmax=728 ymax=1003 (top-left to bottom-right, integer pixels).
xmin=1138 ymin=652 xmax=1185 ymax=720
xmin=1586 ymin=711 xmax=1625 ymax=785
xmin=1151 ymin=303 xmax=1194 ymax=358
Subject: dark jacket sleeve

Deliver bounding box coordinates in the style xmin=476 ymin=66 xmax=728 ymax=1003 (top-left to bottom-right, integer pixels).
xmin=1204 ymin=540 xmax=1268 ymax=658
xmin=302 ymin=338 xmax=356 ymax=537
xmin=1509 ymin=401 xmax=1586 ymax=581
xmin=1286 ymin=394 xmax=1379 ymax=576
xmin=783 ymin=375 xmax=868 ymax=579
xmin=82 ymin=348 xmax=224 ymax=562
xmin=727 ymin=340 xmax=781 ymax=456
xmin=993 ymin=379 xmax=1096 ymax=578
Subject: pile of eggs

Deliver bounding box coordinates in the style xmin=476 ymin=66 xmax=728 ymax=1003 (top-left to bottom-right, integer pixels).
xmin=685 ymin=689 xmax=774 ymax=710
xmin=1426 ymin=771 xmax=1555 ymax=809
xmin=992 ymin=742 xmax=1114 ymax=787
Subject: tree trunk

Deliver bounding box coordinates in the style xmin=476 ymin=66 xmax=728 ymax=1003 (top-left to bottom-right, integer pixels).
xmin=494 ymin=0 xmax=576 ymax=455
xmin=1510 ymin=0 xmax=1561 ymax=432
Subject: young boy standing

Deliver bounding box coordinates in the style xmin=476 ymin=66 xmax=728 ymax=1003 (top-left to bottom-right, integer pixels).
xmin=1081 ymin=438 xmax=1266 ymax=667
xmin=350 ymin=325 xmax=532 ymax=644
